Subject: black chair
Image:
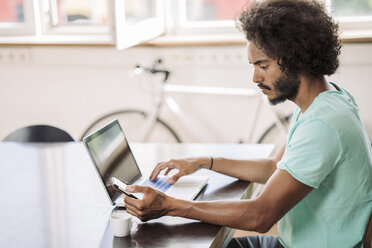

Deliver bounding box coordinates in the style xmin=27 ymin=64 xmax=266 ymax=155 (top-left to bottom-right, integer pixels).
xmin=3 ymin=125 xmax=74 ymax=142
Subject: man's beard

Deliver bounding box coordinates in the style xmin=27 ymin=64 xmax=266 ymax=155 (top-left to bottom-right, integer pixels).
xmin=267 ymin=72 xmax=301 ymax=105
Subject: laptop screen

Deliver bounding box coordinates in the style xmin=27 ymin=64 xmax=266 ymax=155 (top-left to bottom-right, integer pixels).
xmin=83 ymin=120 xmax=142 ymax=202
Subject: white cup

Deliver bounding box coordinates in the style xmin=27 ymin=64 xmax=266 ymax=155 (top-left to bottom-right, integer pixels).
xmin=110 ymin=213 xmax=135 ymax=237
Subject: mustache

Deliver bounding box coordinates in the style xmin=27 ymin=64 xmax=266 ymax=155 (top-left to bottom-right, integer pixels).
xmin=257 ymin=83 xmax=271 ymax=90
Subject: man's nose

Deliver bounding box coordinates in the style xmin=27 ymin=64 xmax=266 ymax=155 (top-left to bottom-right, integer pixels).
xmin=252 ymin=69 xmax=263 ymax=84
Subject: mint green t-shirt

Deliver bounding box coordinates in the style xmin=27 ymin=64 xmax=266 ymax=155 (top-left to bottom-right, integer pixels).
xmin=277 ymin=83 xmax=372 ymax=248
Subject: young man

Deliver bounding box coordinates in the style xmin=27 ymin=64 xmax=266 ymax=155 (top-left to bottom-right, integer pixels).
xmin=123 ymin=0 xmax=372 ymax=247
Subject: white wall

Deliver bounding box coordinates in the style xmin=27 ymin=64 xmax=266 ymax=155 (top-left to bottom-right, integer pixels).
xmin=0 ymin=43 xmax=371 ymax=143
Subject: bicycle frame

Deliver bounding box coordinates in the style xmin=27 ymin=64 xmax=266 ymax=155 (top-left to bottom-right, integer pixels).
xmin=136 ymin=68 xmax=289 ymax=143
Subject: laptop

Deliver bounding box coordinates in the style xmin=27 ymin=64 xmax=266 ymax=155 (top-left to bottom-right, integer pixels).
xmin=83 ymin=119 xmax=208 ymax=206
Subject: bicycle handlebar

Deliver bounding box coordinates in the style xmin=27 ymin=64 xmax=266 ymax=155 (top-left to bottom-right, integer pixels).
xmin=135 ymin=58 xmax=171 ymax=83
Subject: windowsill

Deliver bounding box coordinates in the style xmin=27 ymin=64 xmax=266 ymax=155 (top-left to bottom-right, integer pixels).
xmin=340 ymin=29 xmax=372 ymax=43
xmin=0 ymin=34 xmax=113 ymax=46
xmin=144 ymin=33 xmax=246 ymax=46
xmin=0 ymin=31 xmax=371 ymax=47
xmin=145 ymin=30 xmax=372 ymax=46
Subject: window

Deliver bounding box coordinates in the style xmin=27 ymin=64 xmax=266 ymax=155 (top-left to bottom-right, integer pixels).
xmin=185 ymin=0 xmax=249 ymax=21
xmin=331 ymin=0 xmax=372 ymax=18
xmin=0 ymin=0 xmax=165 ymax=47
xmin=0 ymin=0 xmax=25 ymax=23
xmin=0 ymin=0 xmax=37 ymax=35
xmin=53 ymin=0 xmax=108 ymax=26
xmin=41 ymin=0 xmax=109 ymax=35
xmin=114 ymin=0 xmax=165 ymax=50
xmin=167 ymin=0 xmax=372 ymax=41
xmin=327 ymin=0 xmax=372 ymax=39
xmin=0 ymin=0 xmax=371 ymax=45
xmin=170 ymin=0 xmax=251 ymax=35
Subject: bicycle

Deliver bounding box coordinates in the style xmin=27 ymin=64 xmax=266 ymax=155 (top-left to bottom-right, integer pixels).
xmin=80 ymin=58 xmax=292 ymax=145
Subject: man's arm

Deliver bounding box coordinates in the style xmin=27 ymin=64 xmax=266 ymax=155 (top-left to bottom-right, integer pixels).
xmin=125 ymin=167 xmax=312 ymax=232
xmin=211 ymin=143 xmax=286 ymax=184
xmin=151 ymin=143 xmax=287 ymax=185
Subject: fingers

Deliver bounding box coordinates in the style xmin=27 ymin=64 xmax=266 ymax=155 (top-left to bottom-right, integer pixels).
xmin=123 ymin=188 xmax=154 ymax=222
xmin=125 ymin=204 xmax=141 ymax=217
xmin=164 ymin=168 xmax=172 ymax=176
xmin=125 ymin=202 xmax=142 ymax=218
xmin=125 ymin=204 xmax=150 ymax=222
xmin=124 ymin=194 xmax=141 ymax=209
xmin=150 ymin=160 xmax=177 ymax=181
xmin=124 ymin=186 xmax=168 ymax=223
xmin=150 ymin=162 xmax=167 ymax=181
xmin=125 ymin=201 xmax=147 ymax=222
xmin=168 ymin=172 xmax=183 ymax=184
xmin=123 ymin=192 xmax=148 ymax=216
xmin=126 ymin=184 xmax=149 ymax=193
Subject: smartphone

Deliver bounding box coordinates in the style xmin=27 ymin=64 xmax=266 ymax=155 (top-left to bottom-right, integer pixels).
xmin=111 ymin=177 xmax=138 ymax=199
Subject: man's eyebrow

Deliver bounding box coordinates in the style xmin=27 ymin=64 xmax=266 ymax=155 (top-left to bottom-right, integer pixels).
xmin=251 ymin=59 xmax=270 ymax=65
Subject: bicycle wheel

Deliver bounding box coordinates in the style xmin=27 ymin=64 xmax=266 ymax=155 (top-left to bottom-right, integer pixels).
xmin=80 ymin=109 xmax=182 ymax=143
xmin=257 ymin=114 xmax=292 ymax=145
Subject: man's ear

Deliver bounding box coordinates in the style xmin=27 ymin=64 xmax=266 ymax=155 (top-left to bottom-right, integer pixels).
xmin=277 ymin=58 xmax=285 ymax=72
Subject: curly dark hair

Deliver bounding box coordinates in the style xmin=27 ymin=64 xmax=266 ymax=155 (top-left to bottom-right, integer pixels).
xmin=238 ymin=0 xmax=341 ymax=77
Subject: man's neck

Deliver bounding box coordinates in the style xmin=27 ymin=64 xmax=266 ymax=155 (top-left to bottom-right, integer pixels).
xmin=292 ymin=76 xmax=329 ymax=113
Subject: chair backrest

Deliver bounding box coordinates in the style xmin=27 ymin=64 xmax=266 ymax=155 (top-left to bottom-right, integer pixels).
xmin=3 ymin=125 xmax=74 ymax=142
xmin=364 ymin=211 xmax=372 ymax=248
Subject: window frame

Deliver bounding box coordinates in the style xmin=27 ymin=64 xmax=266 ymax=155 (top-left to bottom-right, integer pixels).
xmin=338 ymin=16 xmax=372 ymax=30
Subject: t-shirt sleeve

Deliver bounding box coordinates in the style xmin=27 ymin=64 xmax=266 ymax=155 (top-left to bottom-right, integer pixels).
xmin=277 ymin=119 xmax=342 ymax=189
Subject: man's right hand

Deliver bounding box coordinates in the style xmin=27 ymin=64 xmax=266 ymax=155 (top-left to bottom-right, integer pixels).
xmin=150 ymin=157 xmax=211 ymax=184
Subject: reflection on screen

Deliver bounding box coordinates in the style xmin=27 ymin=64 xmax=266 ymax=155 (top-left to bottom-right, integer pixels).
xmin=86 ymin=122 xmax=141 ymax=201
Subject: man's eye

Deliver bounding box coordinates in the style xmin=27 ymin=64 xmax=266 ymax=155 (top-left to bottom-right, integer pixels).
xmin=260 ymin=66 xmax=268 ymax=70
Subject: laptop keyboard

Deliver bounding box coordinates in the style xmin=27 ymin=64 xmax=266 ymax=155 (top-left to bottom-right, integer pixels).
xmin=142 ymin=176 xmax=172 ymax=192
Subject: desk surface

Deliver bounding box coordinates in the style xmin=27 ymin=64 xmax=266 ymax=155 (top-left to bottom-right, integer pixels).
xmin=0 ymin=142 xmax=274 ymax=248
